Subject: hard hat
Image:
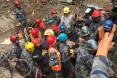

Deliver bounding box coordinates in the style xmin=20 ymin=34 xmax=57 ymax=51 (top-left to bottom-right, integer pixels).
xmin=52 ymin=25 xmax=59 ymax=32
xmin=85 ymin=39 xmax=98 ymax=50
xmin=63 ymin=7 xmax=70 ymax=13
xmin=85 ymin=8 xmax=91 ymax=13
xmin=57 ymin=33 xmax=68 ymax=41
xmin=31 ymin=28 xmax=39 ymax=36
xmin=102 ymin=20 xmax=113 ymax=31
xmin=39 ymin=22 xmax=46 ymax=29
xmin=92 ymin=10 xmax=101 ymax=17
xmin=32 ymin=38 xmax=41 ymax=45
xmin=10 ymin=35 xmax=18 ymax=42
xmin=25 ymin=42 xmax=34 ymax=52
xmin=81 ymin=26 xmax=89 ymax=36
xmin=59 ymin=24 xmax=66 ymax=32
xmin=46 ymin=35 xmax=57 ymax=47
xmin=44 ymin=29 xmax=54 ymax=35
xmin=35 ymin=19 xmax=41 ymax=24
xmin=52 ymin=9 xmax=57 ymax=15
xmin=14 ymin=0 xmax=20 ymax=7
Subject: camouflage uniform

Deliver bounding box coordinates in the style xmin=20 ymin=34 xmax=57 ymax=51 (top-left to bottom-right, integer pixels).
xmin=13 ymin=7 xmax=27 ymax=25
xmin=16 ymin=49 xmax=41 ymax=78
xmin=90 ymin=55 xmax=109 ymax=78
xmin=75 ymin=47 xmax=93 ymax=78
xmin=11 ymin=42 xmax=22 ymax=59
xmin=59 ymin=43 xmax=75 ymax=78
xmin=49 ymin=16 xmax=60 ymax=26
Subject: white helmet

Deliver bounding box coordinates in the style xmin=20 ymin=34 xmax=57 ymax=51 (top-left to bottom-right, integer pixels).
xmin=81 ymin=26 xmax=89 ymax=36
xmin=85 ymin=8 xmax=91 ymax=13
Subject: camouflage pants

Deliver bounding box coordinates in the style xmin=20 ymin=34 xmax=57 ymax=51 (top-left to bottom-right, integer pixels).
xmin=53 ymin=70 xmax=62 ymax=78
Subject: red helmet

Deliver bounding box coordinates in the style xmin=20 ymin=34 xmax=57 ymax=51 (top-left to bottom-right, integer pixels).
xmin=52 ymin=25 xmax=59 ymax=32
xmin=52 ymin=9 xmax=57 ymax=15
xmin=46 ymin=35 xmax=57 ymax=47
xmin=32 ymin=38 xmax=41 ymax=45
xmin=35 ymin=19 xmax=41 ymax=24
xmin=39 ymin=22 xmax=46 ymax=29
xmin=31 ymin=28 xmax=39 ymax=36
xmin=92 ymin=10 xmax=101 ymax=17
xmin=10 ymin=35 xmax=18 ymax=42
xmin=14 ymin=0 xmax=20 ymax=7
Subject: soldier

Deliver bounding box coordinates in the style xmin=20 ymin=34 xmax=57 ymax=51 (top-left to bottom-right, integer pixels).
xmin=75 ymin=39 xmax=98 ymax=78
xmin=90 ymin=32 xmax=115 ymax=78
xmin=13 ymin=0 xmax=28 ymax=41
xmin=57 ymin=33 xmax=76 ymax=78
xmin=46 ymin=35 xmax=62 ymax=78
xmin=49 ymin=9 xmax=60 ymax=26
xmin=89 ymin=10 xmax=102 ymax=34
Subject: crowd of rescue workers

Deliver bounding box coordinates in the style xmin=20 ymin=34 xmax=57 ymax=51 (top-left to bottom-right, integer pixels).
xmin=1 ymin=0 xmax=117 ymax=78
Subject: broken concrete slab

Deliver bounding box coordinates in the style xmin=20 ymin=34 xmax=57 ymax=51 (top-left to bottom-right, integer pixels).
xmin=58 ymin=0 xmax=73 ymax=3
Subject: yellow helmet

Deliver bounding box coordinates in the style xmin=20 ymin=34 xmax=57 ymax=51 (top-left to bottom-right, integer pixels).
xmin=25 ymin=42 xmax=34 ymax=53
xmin=63 ymin=7 xmax=70 ymax=13
xmin=44 ymin=29 xmax=54 ymax=35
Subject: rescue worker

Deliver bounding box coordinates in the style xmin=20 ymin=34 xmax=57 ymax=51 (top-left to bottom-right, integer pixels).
xmin=10 ymin=35 xmax=22 ymax=60
xmin=42 ymin=29 xmax=54 ymax=50
xmin=46 ymin=35 xmax=62 ymax=78
xmin=89 ymin=10 xmax=102 ymax=34
xmin=77 ymin=7 xmax=94 ymax=27
xmin=23 ymin=42 xmax=41 ymax=78
xmin=10 ymin=35 xmax=41 ymax=78
xmin=13 ymin=0 xmax=27 ymax=25
xmin=51 ymin=24 xmax=60 ymax=36
xmin=60 ymin=7 xmax=74 ymax=37
xmin=29 ymin=28 xmax=43 ymax=67
xmin=49 ymin=9 xmax=60 ymax=26
xmin=79 ymin=26 xmax=90 ymax=46
xmin=110 ymin=0 xmax=117 ymax=23
xmin=90 ymin=32 xmax=115 ymax=78
xmin=57 ymin=33 xmax=76 ymax=78
xmin=39 ymin=21 xmax=47 ymax=33
xmin=59 ymin=23 xmax=66 ymax=33
xmin=75 ymin=39 xmax=98 ymax=78
xmin=34 ymin=18 xmax=42 ymax=28
xmin=98 ymin=20 xmax=116 ymax=43
xmin=13 ymin=0 xmax=29 ymax=41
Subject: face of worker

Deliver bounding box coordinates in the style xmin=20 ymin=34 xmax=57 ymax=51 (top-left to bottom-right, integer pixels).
xmin=52 ymin=14 xmax=57 ymax=17
xmin=64 ymin=13 xmax=70 ymax=17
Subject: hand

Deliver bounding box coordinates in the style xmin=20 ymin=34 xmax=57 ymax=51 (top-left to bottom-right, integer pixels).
xmin=97 ymin=32 xmax=114 ymax=57
xmin=111 ymin=24 xmax=116 ymax=34
xmin=11 ymin=58 xmax=17 ymax=62
xmin=77 ymin=16 xmax=84 ymax=21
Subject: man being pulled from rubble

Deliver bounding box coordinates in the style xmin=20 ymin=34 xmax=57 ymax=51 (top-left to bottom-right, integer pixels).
xmin=75 ymin=39 xmax=98 ymax=78
xmin=57 ymin=33 xmax=76 ymax=78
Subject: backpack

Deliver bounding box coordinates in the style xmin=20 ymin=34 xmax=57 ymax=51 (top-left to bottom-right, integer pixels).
xmin=49 ymin=52 xmax=60 ymax=66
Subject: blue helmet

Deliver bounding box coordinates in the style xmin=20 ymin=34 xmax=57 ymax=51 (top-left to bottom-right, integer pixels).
xmin=59 ymin=24 xmax=66 ymax=32
xmin=102 ymin=20 xmax=113 ymax=31
xmin=57 ymin=33 xmax=68 ymax=41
